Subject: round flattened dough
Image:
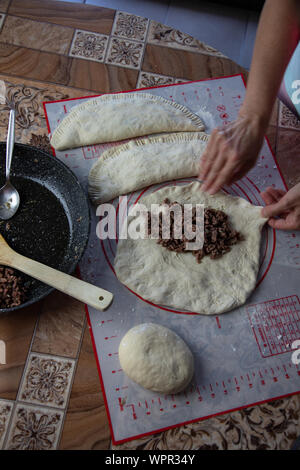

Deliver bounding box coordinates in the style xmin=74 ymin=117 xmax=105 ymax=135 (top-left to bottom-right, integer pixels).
xmin=115 ymin=182 xmax=268 ymax=315
xmin=118 ymin=323 xmax=194 ymax=394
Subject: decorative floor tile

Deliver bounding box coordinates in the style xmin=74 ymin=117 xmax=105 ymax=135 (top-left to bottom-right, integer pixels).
xmin=147 ymin=21 xmax=226 ymax=57
xmin=276 ymin=127 xmax=300 ymax=188
xmin=32 ymin=292 xmax=86 ymax=359
xmin=0 ymin=15 xmax=74 ymax=55
xmin=0 ymin=13 xmax=5 ymax=31
xmin=279 ymin=102 xmax=300 ymax=130
xmin=18 ymin=353 xmax=75 ymax=409
xmin=105 ymin=37 xmax=144 ymax=69
xmin=0 ymin=303 xmax=40 ymax=401
xmin=137 ymin=71 xmax=175 ymax=88
xmin=9 ymin=0 xmax=115 ymax=35
xmin=0 ymin=0 xmax=9 ymax=12
xmin=4 ymin=403 xmax=64 ymax=450
xmin=143 ymin=44 xmax=241 ymax=82
xmin=112 ymin=11 xmax=149 ymax=42
xmin=69 ymin=29 xmax=109 ymax=63
xmin=0 ymin=400 xmax=13 ymax=448
xmin=59 ymin=326 xmax=111 ymax=450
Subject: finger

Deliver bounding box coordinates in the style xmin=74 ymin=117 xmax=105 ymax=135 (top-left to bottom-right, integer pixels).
xmin=260 ymin=190 xmax=278 ymax=206
xmin=199 ymin=130 xmax=219 ymax=180
xmin=205 ymin=155 xmax=240 ymax=194
xmin=274 ymin=188 xmax=287 ymax=197
xmin=261 ymin=192 xmax=276 ymax=206
xmin=199 ymin=151 xmax=216 ymax=182
xmin=201 ymin=152 xmax=228 ymax=192
xmin=267 ymin=187 xmax=287 ymax=202
xmin=261 ymin=197 xmax=290 ymax=218
xmin=267 ymin=217 xmax=299 ymax=230
xmin=198 ymin=154 xmax=211 ymax=181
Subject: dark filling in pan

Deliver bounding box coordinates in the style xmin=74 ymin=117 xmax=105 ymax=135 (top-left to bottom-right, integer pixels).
xmin=0 ymin=176 xmax=70 ymax=308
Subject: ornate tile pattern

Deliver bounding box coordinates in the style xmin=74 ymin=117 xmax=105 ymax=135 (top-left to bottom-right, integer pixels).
xmin=18 ymin=353 xmax=75 ymax=409
xmin=112 ymin=395 xmax=300 ymax=450
xmin=112 ymin=11 xmax=149 ymax=42
xmin=147 ymin=21 xmax=226 ymax=57
xmin=69 ymin=29 xmax=109 ymax=62
xmin=4 ymin=403 xmax=64 ymax=450
xmin=0 ymin=79 xmax=69 ymax=147
xmin=105 ymin=37 xmax=144 ymax=69
xmin=279 ymin=102 xmax=300 ymax=130
xmin=137 ymin=71 xmax=176 ymax=89
xmin=0 ymin=400 xmax=13 ymax=448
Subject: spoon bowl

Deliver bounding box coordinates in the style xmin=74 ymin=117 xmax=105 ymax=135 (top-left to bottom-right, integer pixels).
xmin=0 ymin=180 xmax=20 ymax=220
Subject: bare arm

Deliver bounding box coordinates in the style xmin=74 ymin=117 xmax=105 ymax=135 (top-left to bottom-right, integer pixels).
xmin=200 ymin=0 xmax=300 ymax=195
xmin=240 ymin=0 xmax=300 ymax=126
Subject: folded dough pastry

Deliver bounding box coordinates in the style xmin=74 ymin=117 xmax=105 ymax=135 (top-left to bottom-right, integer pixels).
xmin=88 ymin=132 xmax=209 ymax=204
xmin=114 ymin=182 xmax=268 ymax=315
xmin=50 ymin=92 xmax=205 ymax=150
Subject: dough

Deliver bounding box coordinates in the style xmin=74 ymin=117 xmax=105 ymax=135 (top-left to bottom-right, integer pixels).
xmin=118 ymin=323 xmax=194 ymax=394
xmin=88 ymin=132 xmax=209 ymax=204
xmin=114 ymin=182 xmax=268 ymax=315
xmin=50 ymin=92 xmax=205 ymax=150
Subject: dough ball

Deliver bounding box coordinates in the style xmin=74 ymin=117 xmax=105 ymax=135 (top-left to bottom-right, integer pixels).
xmin=118 ymin=323 xmax=194 ymax=394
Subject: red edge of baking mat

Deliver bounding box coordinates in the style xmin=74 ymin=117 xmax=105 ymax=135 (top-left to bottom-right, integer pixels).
xmin=43 ymin=73 xmax=300 ymax=446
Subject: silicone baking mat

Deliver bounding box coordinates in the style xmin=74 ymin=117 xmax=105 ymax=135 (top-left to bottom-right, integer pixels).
xmin=44 ymin=74 xmax=300 ymax=445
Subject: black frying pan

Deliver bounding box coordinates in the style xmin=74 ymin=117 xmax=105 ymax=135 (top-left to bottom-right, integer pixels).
xmin=0 ymin=143 xmax=90 ymax=315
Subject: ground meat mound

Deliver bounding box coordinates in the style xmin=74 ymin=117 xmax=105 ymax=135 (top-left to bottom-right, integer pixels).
xmin=147 ymin=198 xmax=244 ymax=263
xmin=0 ymin=267 xmax=27 ymax=308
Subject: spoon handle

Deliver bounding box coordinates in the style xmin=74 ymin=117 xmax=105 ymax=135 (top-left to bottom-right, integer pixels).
xmin=7 ymin=250 xmax=113 ymax=311
xmin=6 ymin=109 xmax=15 ymax=181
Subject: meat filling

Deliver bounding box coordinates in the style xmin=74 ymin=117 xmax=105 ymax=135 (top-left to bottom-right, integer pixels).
xmin=0 ymin=267 xmax=27 ymax=308
xmin=147 ymin=198 xmax=244 ymax=263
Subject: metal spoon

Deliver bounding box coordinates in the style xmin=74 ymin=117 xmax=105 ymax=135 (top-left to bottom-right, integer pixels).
xmin=0 ymin=108 xmax=20 ymax=220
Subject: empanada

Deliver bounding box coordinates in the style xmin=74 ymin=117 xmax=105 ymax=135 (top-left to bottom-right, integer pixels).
xmin=50 ymin=93 xmax=205 ymax=150
xmin=88 ymin=132 xmax=209 ymax=204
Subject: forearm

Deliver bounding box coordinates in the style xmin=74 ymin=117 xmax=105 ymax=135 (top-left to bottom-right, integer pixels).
xmin=239 ymin=0 xmax=300 ymax=128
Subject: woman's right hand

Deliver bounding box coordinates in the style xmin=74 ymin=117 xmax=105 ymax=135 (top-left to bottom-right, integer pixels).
xmin=261 ymin=183 xmax=300 ymax=230
xmin=199 ymin=112 xmax=266 ymax=195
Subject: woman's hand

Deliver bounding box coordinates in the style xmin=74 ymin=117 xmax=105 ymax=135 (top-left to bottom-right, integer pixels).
xmin=261 ymin=183 xmax=300 ymax=230
xmin=199 ymin=113 xmax=266 ymax=194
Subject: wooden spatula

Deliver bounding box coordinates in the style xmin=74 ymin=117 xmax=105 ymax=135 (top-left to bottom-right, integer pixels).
xmin=0 ymin=234 xmax=113 ymax=310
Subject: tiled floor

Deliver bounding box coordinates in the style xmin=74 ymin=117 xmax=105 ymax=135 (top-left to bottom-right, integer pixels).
xmin=0 ymin=0 xmax=299 ymax=451
xmin=86 ymin=0 xmax=260 ymax=69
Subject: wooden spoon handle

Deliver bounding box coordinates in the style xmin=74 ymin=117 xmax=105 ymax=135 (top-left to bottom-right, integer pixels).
xmin=8 ymin=251 xmax=113 ymax=311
